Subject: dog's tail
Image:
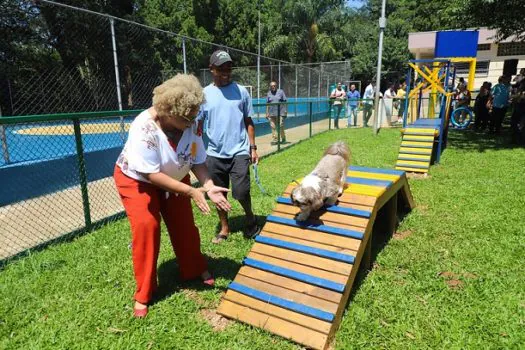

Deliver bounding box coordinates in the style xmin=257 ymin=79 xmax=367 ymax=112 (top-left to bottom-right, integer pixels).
xmin=323 ymin=141 xmax=350 ymax=162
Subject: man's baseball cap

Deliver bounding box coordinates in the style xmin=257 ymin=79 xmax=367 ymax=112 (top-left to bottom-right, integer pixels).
xmin=210 ymin=50 xmax=233 ymax=66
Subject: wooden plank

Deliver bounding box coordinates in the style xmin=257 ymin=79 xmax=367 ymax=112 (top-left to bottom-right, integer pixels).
xmin=395 ymin=166 xmax=429 ymax=173
xmin=251 ymin=243 xmax=353 ymax=276
xmin=347 ymin=170 xmax=400 ymax=182
xmin=247 ymin=251 xmax=348 ymax=284
xmin=400 ymin=141 xmax=433 ymax=148
xmin=217 ymin=300 xmax=329 ymax=350
xmin=233 ymin=274 xmax=340 ymax=314
xmin=335 ymin=201 xmax=375 ymax=212
xmin=238 ymin=266 xmax=342 ymax=303
xmin=398 ymin=154 xmax=431 ymax=161
xmin=222 ymin=290 xmax=333 ymax=334
xmin=343 ymin=184 xmax=385 ymax=197
xmin=395 ymin=159 xmax=429 ymax=167
xmin=283 ymin=184 xmax=377 ymax=207
xmin=262 ymin=222 xmax=362 ymax=251
xmin=277 ymin=197 xmax=372 ymax=218
xmin=272 ymin=204 xmax=369 ymax=228
xmin=402 ymin=135 xmax=435 ymax=141
xmin=269 ymin=212 xmax=367 ymax=233
xmin=260 ymin=231 xmax=359 ymax=256
xmin=399 ymin=147 xmax=432 ymax=155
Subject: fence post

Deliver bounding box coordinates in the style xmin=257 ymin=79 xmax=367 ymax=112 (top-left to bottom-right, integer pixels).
xmin=309 ymin=101 xmax=313 ymax=138
xmin=110 ymin=18 xmax=125 ymax=141
xmin=0 ymin=107 xmax=10 ymax=164
xmin=73 ymin=118 xmax=92 ymax=231
xmin=294 ymin=65 xmax=298 ymax=119
xmin=182 ymin=37 xmax=187 ymax=74
xmin=277 ymin=102 xmax=281 ymax=152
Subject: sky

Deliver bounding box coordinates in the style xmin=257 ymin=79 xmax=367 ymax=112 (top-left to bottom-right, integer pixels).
xmin=346 ymin=0 xmax=366 ymax=9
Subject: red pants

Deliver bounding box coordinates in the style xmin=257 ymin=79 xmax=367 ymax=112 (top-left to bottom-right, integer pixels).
xmin=114 ymin=166 xmax=208 ymax=304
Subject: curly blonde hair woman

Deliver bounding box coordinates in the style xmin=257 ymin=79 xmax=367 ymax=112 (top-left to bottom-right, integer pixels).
xmin=114 ymin=74 xmax=231 ymax=318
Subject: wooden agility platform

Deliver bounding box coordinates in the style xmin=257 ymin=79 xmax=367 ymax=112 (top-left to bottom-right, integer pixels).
xmin=396 ymin=118 xmax=443 ymax=173
xmin=217 ymin=166 xmax=415 ymax=349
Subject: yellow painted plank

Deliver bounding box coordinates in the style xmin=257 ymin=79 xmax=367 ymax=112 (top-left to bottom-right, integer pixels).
xmin=401 ymin=128 xmax=438 ymax=135
xmin=402 ymin=135 xmax=435 ymax=141
xmin=344 ymin=184 xmax=385 ymax=198
xmin=398 ymin=154 xmax=431 ymax=161
xmin=396 ymin=160 xmax=429 ymax=167
xmin=401 ymin=141 xmax=434 ymax=148
xmin=346 ymin=170 xmax=400 ymax=182
xmin=395 ymin=166 xmax=429 ymax=173
xmin=399 ymin=147 xmax=432 ymax=155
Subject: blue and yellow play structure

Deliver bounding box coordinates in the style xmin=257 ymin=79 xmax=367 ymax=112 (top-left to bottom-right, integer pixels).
xmin=218 ymin=166 xmax=414 ymax=349
xmin=396 ymin=31 xmax=479 ymax=173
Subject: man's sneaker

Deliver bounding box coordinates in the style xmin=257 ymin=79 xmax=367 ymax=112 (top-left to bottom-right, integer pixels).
xmin=244 ymin=222 xmax=261 ymax=239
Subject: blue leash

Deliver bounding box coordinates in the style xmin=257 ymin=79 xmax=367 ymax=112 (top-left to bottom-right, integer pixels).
xmin=252 ymin=164 xmax=269 ymax=196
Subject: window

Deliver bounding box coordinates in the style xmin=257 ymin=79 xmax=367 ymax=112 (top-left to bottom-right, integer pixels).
xmin=497 ymin=42 xmax=525 ymax=56
xmin=477 ymin=44 xmax=491 ymax=51
xmin=503 ymin=59 xmax=518 ymax=76
xmin=454 ymin=60 xmax=490 ymax=76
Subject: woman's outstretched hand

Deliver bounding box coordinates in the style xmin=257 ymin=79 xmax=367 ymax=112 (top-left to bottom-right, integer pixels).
xmin=189 ymin=188 xmax=211 ymax=214
xmin=207 ymin=186 xmax=231 ymax=212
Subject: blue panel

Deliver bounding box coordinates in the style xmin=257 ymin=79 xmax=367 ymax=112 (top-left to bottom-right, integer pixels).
xmin=243 ymin=258 xmax=345 ymax=293
xmin=346 ymin=177 xmax=393 ymax=188
xmin=349 ymin=166 xmax=405 ymax=176
xmin=255 ymin=236 xmax=355 ymax=264
xmin=412 ymin=118 xmax=442 ymax=126
xmin=276 ymin=197 xmax=371 ymax=218
xmin=228 ymin=282 xmax=335 ymax=322
xmin=266 ymin=215 xmax=364 ymax=240
xmin=435 ymin=31 xmax=479 ymax=58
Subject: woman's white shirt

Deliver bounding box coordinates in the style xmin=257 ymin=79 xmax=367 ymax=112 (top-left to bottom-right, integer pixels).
xmin=116 ymin=109 xmax=206 ymax=183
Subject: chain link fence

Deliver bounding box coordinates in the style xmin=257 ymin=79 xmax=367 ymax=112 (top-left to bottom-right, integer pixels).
xmin=0 ymin=0 xmax=354 ymax=263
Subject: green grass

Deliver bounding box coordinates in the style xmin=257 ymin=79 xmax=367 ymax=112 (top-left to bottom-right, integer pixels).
xmin=1 ymin=128 xmax=524 ymax=349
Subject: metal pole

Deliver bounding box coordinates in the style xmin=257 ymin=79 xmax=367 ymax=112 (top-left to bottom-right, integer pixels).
xmin=294 ymin=65 xmax=298 ymax=119
xmin=73 ymin=118 xmax=92 ymax=231
xmin=373 ymin=0 xmax=387 ymax=135
xmin=0 ymin=107 xmax=10 ymax=164
xmin=110 ymin=18 xmax=125 ymax=141
xmin=182 ymin=38 xmax=187 ymax=74
xmin=278 ymin=62 xmax=281 ymax=89
xmin=318 ymin=65 xmax=321 ymax=115
xmin=257 ymin=6 xmax=261 ymax=120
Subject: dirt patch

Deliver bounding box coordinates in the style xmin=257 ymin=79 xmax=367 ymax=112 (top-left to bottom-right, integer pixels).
xmin=200 ymin=309 xmax=231 ymax=332
xmin=438 ymin=271 xmax=477 ymax=290
xmin=417 ymin=204 xmax=429 ymax=213
xmin=393 ymin=230 xmax=413 ymax=240
xmin=407 ymin=172 xmax=430 ymax=180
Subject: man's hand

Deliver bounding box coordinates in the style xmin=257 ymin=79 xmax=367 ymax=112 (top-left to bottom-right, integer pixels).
xmin=206 ymin=186 xmax=231 ymax=212
xmin=251 ymin=149 xmax=259 ymax=164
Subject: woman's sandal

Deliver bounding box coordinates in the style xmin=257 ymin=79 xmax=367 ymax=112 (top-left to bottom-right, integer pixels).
xmin=212 ymin=233 xmax=228 ymax=244
xmin=201 ymin=271 xmax=215 ymax=287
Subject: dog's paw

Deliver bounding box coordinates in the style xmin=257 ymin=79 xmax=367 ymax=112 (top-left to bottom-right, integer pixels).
xmin=295 ymin=212 xmax=309 ymax=222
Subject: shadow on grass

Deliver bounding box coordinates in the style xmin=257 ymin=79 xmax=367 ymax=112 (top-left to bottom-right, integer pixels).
xmin=213 ymin=214 xmax=267 ymax=236
xmin=447 ymin=124 xmax=524 ymax=152
xmin=154 ymin=255 xmax=241 ymax=305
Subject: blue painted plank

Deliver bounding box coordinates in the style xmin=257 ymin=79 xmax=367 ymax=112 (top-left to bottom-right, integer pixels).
xmin=266 ymin=215 xmax=364 ymax=240
xmin=276 ymin=197 xmax=371 ymax=218
xmin=348 ymin=166 xmax=405 ymax=176
xmin=346 ymin=176 xmax=393 ymax=188
xmin=412 ymin=118 xmax=442 ymax=126
xmin=243 ymin=258 xmax=345 ymax=293
xmin=228 ymin=282 xmax=335 ymax=322
xmin=255 ymin=236 xmax=355 ymax=264
xmin=395 ymin=162 xmax=429 ymax=169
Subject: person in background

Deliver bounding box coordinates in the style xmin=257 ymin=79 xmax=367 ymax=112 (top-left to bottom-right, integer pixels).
xmin=384 ymin=82 xmax=397 ymax=126
xmin=330 ymin=82 xmax=346 ymax=129
xmin=488 ymin=76 xmax=510 ymax=134
xmin=200 ymin=50 xmax=261 ymax=244
xmin=346 ymin=84 xmax=360 ymax=127
xmin=362 ymin=81 xmax=376 ymax=127
xmin=396 ymin=80 xmax=407 ymax=123
xmin=114 ymin=74 xmax=231 ymax=318
xmin=474 ymin=82 xmax=490 ymax=131
xmin=266 ymin=81 xmax=287 ymax=145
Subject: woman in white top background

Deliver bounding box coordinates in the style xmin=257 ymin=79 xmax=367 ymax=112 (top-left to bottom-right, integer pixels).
xmin=114 ymin=74 xmax=231 ymax=318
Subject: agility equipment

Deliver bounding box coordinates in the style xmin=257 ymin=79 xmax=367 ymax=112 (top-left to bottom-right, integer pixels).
xmin=217 ymin=166 xmax=414 ymax=349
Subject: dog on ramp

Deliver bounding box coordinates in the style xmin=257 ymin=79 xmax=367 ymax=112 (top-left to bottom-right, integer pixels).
xmin=290 ymin=141 xmax=350 ymax=221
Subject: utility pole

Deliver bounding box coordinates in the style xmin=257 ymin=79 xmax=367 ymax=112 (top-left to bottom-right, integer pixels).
xmin=373 ymin=0 xmax=387 ymax=135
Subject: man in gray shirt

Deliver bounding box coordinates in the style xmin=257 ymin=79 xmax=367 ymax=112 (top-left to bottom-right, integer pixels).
xmin=266 ymin=81 xmax=287 ymax=145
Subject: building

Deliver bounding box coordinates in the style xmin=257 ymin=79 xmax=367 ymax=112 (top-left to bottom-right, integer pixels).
xmin=408 ymin=28 xmax=525 ymax=88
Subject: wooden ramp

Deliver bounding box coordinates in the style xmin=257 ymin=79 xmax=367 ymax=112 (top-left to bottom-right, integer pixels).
xmin=396 ymin=118 xmax=442 ymax=173
xmin=217 ymin=166 xmax=415 ymax=349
